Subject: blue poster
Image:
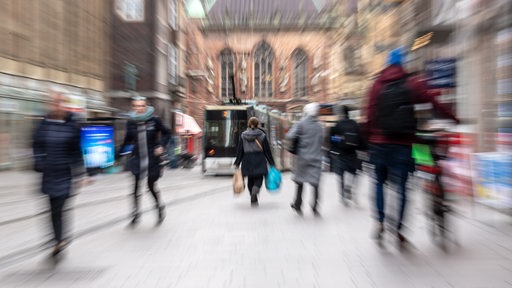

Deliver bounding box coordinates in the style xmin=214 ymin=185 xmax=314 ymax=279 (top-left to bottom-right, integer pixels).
xmin=424 ymin=58 xmax=457 ymax=88
xmin=81 ymin=126 xmax=115 ymax=168
xmin=473 ymin=152 xmax=512 ymax=209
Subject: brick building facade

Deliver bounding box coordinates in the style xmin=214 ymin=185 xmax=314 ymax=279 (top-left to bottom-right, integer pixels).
xmin=108 ymin=0 xmax=187 ymax=127
xmin=184 ymin=0 xmax=341 ymax=125
xmin=0 ymin=0 xmax=111 ymax=169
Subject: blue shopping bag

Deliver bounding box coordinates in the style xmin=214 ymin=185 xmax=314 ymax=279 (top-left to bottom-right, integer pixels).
xmin=265 ymin=166 xmax=282 ymax=193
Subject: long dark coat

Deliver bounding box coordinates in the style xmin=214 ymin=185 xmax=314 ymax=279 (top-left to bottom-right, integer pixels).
xmin=119 ymin=116 xmax=171 ymax=179
xmin=329 ymin=119 xmax=362 ymax=174
xmin=33 ymin=113 xmax=83 ymax=198
xmin=234 ymin=128 xmax=275 ymax=177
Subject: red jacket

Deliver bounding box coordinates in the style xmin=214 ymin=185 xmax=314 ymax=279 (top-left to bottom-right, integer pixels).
xmin=364 ymin=65 xmax=458 ymax=146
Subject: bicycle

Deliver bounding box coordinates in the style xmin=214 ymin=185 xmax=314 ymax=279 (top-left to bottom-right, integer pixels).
xmin=414 ymin=130 xmax=458 ymax=250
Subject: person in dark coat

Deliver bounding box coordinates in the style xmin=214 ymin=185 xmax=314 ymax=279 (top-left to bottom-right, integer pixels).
xmin=329 ymin=105 xmax=362 ymax=205
xmin=286 ymin=102 xmax=324 ymax=216
xmin=33 ymin=91 xmax=85 ymax=257
xmin=118 ymin=96 xmax=171 ymax=226
xmin=234 ymin=117 xmax=275 ymax=206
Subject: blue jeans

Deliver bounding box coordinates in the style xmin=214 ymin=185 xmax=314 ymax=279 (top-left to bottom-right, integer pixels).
xmin=370 ymin=144 xmax=414 ymax=231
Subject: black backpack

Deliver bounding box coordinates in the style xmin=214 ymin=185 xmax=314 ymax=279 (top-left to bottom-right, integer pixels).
xmin=375 ymin=77 xmax=417 ymax=136
xmin=330 ymin=119 xmax=360 ymax=151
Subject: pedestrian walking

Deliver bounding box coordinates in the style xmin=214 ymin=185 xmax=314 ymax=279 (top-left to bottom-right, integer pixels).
xmin=364 ymin=47 xmax=459 ymax=244
xmin=234 ymin=117 xmax=275 ymax=206
xmin=329 ymin=105 xmax=363 ymax=206
xmin=287 ymin=102 xmax=324 ymax=216
xmin=118 ymin=96 xmax=171 ymax=227
xmin=33 ymin=91 xmax=86 ymax=257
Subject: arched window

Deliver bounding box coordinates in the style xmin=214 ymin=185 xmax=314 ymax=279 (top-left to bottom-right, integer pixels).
xmin=293 ymin=49 xmax=307 ymax=98
xmin=220 ymin=48 xmax=234 ymax=100
xmin=254 ymin=42 xmax=274 ymax=98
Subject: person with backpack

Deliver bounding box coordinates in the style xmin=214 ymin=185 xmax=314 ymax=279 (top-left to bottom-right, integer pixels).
xmin=329 ymin=105 xmax=362 ymax=205
xmin=363 ymin=47 xmax=458 ymax=245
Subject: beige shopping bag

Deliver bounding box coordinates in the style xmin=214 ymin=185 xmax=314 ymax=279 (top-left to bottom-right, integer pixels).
xmin=233 ymin=168 xmax=245 ymax=194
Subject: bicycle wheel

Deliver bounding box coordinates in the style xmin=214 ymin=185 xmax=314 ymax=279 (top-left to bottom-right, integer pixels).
xmin=432 ymin=174 xmax=449 ymax=248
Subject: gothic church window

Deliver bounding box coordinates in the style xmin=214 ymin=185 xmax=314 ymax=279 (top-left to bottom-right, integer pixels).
xmin=220 ymin=49 xmax=234 ymax=100
xmin=254 ymin=42 xmax=274 ymax=98
xmin=293 ymin=49 xmax=308 ymax=98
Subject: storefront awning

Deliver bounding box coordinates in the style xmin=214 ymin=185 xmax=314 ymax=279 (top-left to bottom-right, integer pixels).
xmin=175 ymin=112 xmax=202 ymax=135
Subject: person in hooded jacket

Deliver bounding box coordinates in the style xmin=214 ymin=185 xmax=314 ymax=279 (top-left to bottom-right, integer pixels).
xmin=329 ymin=105 xmax=362 ymax=205
xmin=118 ymin=96 xmax=171 ymax=227
xmin=286 ymin=102 xmax=324 ymax=216
xmin=33 ymin=91 xmax=85 ymax=257
xmin=234 ymin=117 xmax=275 ymax=206
xmin=364 ymin=47 xmax=459 ymax=244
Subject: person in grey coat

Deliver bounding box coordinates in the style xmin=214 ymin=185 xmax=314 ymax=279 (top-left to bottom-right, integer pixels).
xmin=33 ymin=91 xmax=85 ymax=257
xmin=234 ymin=117 xmax=275 ymax=206
xmin=287 ymin=102 xmax=324 ymax=216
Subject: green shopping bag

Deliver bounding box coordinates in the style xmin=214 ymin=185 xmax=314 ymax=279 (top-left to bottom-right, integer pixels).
xmin=412 ymin=143 xmax=434 ymax=167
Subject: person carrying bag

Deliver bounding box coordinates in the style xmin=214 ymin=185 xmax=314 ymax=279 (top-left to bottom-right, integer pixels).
xmin=234 ymin=117 xmax=276 ymax=206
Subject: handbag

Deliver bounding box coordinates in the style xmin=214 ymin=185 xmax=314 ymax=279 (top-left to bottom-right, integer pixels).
xmin=233 ymin=168 xmax=245 ymax=194
xmin=265 ymin=166 xmax=282 ymax=192
xmin=285 ymin=123 xmax=301 ymax=155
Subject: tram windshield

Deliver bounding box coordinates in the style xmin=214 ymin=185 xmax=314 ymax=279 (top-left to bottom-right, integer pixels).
xmin=204 ymin=109 xmax=248 ymax=157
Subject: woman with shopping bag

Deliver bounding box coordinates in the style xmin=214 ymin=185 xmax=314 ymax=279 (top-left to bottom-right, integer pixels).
xmin=234 ymin=117 xmax=276 ymax=206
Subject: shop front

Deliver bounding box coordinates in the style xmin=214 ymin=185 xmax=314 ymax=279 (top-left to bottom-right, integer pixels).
xmin=171 ymin=111 xmax=202 ymax=168
xmin=0 ymin=73 xmax=113 ymax=170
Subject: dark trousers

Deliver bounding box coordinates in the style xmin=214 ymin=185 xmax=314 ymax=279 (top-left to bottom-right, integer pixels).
xmin=247 ymin=175 xmax=264 ymax=194
xmin=293 ymin=182 xmax=319 ymax=210
xmin=331 ymin=154 xmax=358 ymax=199
xmin=49 ymin=196 xmax=69 ymax=243
xmin=337 ymin=167 xmax=357 ymax=199
xmin=370 ymin=144 xmax=414 ymax=231
xmin=133 ymin=174 xmax=162 ymax=216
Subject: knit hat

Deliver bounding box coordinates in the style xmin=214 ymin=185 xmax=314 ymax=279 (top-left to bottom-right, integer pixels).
xmin=387 ymin=47 xmax=404 ymax=66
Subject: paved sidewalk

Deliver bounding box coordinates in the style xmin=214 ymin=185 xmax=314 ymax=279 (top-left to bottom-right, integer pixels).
xmin=0 ymin=168 xmax=512 ymax=287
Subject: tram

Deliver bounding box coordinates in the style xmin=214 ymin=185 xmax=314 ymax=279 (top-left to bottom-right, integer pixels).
xmin=202 ymin=104 xmax=293 ymax=175
xmin=253 ymin=105 xmax=294 ymax=171
xmin=202 ymin=104 xmax=254 ymax=174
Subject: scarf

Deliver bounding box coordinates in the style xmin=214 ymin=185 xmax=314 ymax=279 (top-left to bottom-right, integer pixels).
xmin=129 ymin=106 xmax=155 ymax=179
xmin=127 ymin=106 xmax=155 ymax=122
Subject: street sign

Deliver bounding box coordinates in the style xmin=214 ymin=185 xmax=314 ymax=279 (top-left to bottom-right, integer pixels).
xmin=424 ymin=58 xmax=457 ymax=88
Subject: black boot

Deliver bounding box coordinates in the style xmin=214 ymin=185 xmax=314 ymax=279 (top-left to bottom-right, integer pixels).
xmin=129 ymin=211 xmax=140 ymax=228
xmin=290 ymin=203 xmax=303 ymax=215
xmin=251 ymin=187 xmax=259 ymax=206
xmin=157 ymin=205 xmax=166 ymax=225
